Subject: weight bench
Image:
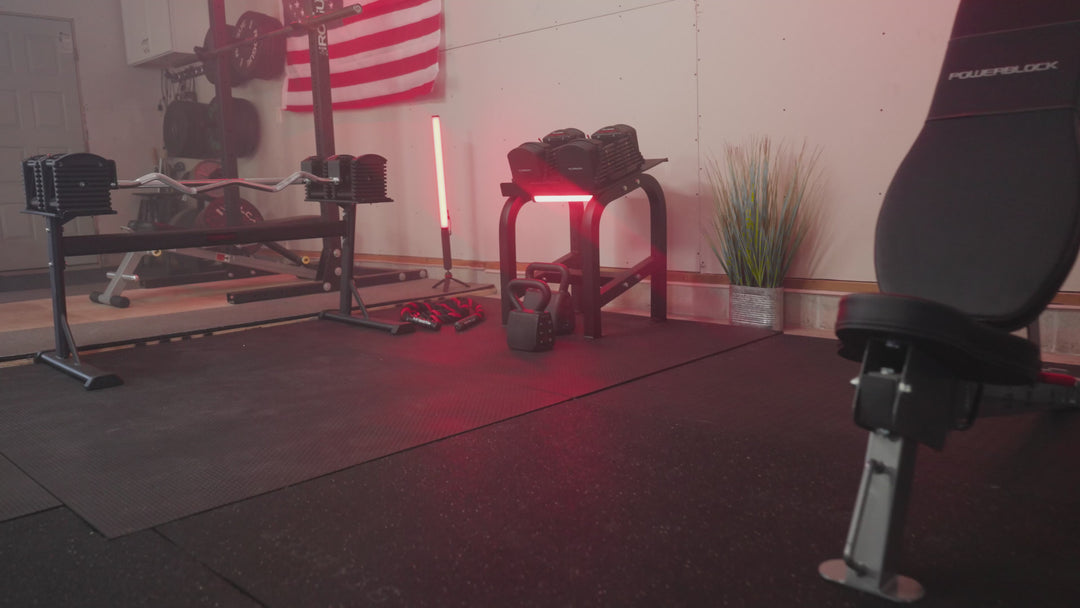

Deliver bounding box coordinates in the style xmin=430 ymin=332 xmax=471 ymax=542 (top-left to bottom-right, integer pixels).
xmin=818 ymin=1 xmax=1080 ymax=602
xmin=90 ymin=214 xmax=322 ymax=309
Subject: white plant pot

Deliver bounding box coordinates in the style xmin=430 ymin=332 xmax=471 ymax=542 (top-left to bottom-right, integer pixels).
xmin=729 ymin=285 xmax=784 ymax=331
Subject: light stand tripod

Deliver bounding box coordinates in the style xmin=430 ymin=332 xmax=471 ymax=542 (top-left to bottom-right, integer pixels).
xmin=430 ymin=115 xmax=469 ymax=292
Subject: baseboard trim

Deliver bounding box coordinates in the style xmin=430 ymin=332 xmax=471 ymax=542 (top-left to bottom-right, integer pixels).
xmin=341 ymin=254 xmax=1080 ymax=303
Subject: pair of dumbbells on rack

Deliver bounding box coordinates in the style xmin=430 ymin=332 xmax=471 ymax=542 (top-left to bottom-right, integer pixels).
xmin=506 ymin=262 xmax=575 ymax=352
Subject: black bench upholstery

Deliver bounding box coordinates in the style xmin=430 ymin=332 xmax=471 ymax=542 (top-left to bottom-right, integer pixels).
xmin=838 ymin=1 xmax=1080 ymax=388
xmin=820 ymin=1 xmax=1080 ymax=601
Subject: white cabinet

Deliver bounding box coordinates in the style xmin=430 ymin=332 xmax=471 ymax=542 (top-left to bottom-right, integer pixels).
xmin=121 ymin=0 xmax=209 ymax=68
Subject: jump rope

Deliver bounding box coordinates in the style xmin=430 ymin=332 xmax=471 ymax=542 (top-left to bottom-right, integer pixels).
xmin=399 ymin=297 xmax=485 ymax=332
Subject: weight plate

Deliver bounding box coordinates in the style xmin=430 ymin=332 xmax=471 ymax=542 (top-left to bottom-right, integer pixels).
xmin=189 ymin=159 xmax=223 ymax=181
xmin=162 ymin=101 xmax=212 ymax=158
xmin=232 ymin=11 xmax=285 ymax=81
xmin=168 ymin=204 xmax=200 ymax=229
xmin=194 ymin=196 xmax=264 ymax=255
xmin=206 ymin=97 xmax=260 ymax=158
xmin=202 ymin=24 xmax=251 ymax=87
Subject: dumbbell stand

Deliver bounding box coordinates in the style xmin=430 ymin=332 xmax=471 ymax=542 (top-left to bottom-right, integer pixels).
xmin=579 ymin=171 xmax=667 ymax=338
xmin=499 ymin=160 xmax=668 ymax=338
xmin=32 ymin=212 xmax=123 ymax=390
xmin=319 ymin=204 xmax=415 ymax=335
xmin=27 ymin=179 xmax=404 ymax=389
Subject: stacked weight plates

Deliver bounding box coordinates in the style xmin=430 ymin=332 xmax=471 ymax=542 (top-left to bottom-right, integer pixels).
xmin=304 ymin=154 xmax=392 ymax=204
xmin=507 ymin=125 xmax=646 ymax=193
xmin=200 ymin=12 xmax=285 ymax=86
xmin=301 ymin=156 xmax=330 ymax=201
xmin=22 ymin=153 xmax=117 ymax=216
xmin=350 ymin=154 xmax=391 ymax=203
xmin=591 ymin=124 xmax=645 ymax=185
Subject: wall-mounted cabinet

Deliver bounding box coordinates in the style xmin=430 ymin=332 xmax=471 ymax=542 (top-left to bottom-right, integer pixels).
xmin=121 ymin=0 xmax=209 ymax=68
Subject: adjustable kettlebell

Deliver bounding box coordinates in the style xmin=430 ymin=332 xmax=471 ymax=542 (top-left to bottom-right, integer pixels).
xmin=524 ymin=262 xmax=575 ymax=335
xmin=506 ymin=278 xmax=555 ymax=352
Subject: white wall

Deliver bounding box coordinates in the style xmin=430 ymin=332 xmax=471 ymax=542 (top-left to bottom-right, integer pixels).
xmin=257 ymin=0 xmax=970 ymax=285
xmin=36 ymin=0 xmax=1080 ymax=292
xmin=697 ymin=0 xmax=960 ymax=282
xmin=2 ymin=0 xmax=163 ymax=236
xmin=263 ymin=0 xmax=701 ymax=270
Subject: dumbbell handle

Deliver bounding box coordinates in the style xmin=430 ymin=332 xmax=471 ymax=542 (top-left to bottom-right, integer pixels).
xmin=403 ymin=314 xmax=441 ymax=331
xmin=454 ymin=313 xmax=483 ymax=332
xmin=507 ymin=278 xmax=551 ymax=312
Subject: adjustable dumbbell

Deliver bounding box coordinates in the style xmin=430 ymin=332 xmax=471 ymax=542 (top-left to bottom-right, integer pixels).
xmin=523 ymin=262 xmax=575 ymax=335
xmin=506 ymin=278 xmax=555 ymax=352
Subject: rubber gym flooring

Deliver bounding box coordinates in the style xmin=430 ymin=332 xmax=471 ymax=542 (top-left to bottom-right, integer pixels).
xmin=1 ymin=284 xmax=1079 ymax=606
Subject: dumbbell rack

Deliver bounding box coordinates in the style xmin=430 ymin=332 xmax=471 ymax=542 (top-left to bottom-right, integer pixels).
xmin=498 ymin=158 xmax=668 ymax=339
xmin=24 ymin=164 xmax=412 ymax=389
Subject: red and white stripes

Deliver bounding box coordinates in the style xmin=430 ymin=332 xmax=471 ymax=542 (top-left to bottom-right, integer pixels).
xmin=283 ymin=0 xmax=442 ymax=112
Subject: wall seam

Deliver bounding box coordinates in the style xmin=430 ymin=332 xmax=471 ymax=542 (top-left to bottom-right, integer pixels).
xmin=694 ymin=0 xmax=703 ymax=273
xmin=443 ymin=0 xmax=681 ymax=51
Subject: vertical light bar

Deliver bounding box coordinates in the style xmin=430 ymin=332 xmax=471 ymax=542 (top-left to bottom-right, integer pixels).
xmin=431 ymin=115 xmax=450 ymax=229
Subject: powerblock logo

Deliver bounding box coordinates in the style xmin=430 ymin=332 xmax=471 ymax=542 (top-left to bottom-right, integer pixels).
xmin=948 ymin=61 xmax=1059 ymax=80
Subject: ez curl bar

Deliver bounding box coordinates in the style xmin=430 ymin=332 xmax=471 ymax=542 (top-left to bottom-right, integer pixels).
xmin=118 ymin=170 xmax=330 ymax=195
xmin=21 ymin=151 xmax=412 ymax=390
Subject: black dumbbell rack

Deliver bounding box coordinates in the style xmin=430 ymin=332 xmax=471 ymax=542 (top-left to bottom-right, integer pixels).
xmin=17 ymin=2 xmax=417 ymax=390
xmin=498 ymin=158 xmax=669 ymax=339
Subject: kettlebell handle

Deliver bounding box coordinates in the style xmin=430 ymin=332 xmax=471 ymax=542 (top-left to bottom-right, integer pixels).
xmin=524 ymin=262 xmax=570 ymax=290
xmin=508 ymin=278 xmax=551 ymax=312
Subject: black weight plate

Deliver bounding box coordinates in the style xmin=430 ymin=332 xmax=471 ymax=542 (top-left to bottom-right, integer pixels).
xmin=206 ymin=97 xmax=260 ymax=158
xmin=162 ymin=101 xmax=212 ymax=159
xmin=167 ymin=204 xmax=200 ymax=229
xmin=260 ymin=12 xmax=288 ymax=80
xmin=232 ymin=11 xmax=285 ymax=82
xmin=202 ymin=24 xmax=251 ymax=86
xmin=256 ymin=12 xmax=287 ymax=80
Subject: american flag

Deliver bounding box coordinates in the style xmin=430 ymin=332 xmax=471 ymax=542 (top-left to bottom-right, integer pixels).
xmin=282 ymin=0 xmax=442 ymax=112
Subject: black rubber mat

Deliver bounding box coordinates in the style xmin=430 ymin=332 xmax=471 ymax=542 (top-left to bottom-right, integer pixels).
xmin=156 ymin=334 xmax=1080 ymax=608
xmin=0 ymin=302 xmax=771 ymax=537
xmin=0 ymin=452 xmax=58 ymax=521
xmin=0 ymin=508 xmax=260 ymax=607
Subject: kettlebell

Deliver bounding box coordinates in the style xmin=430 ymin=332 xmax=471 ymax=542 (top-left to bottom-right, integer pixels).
xmin=506 ymin=278 xmax=555 ymax=352
xmin=524 ymin=262 xmax=575 ymax=335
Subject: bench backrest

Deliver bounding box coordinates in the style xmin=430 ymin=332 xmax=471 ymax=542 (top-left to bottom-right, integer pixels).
xmin=874 ymin=1 xmax=1080 ymax=330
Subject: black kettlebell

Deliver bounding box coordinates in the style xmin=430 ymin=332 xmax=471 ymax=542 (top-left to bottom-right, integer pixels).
xmin=506 ymin=278 xmax=555 ymax=352
xmin=524 ymin=262 xmax=575 ymax=335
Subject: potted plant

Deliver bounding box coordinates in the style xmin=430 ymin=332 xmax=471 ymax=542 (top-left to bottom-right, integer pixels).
xmin=705 ymin=137 xmax=821 ymax=330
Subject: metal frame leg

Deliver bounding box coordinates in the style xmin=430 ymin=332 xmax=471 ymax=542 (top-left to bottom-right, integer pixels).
xmin=89 ymin=250 xmax=144 ymax=308
xmin=318 ymin=205 xmax=413 ymax=335
xmin=39 ymin=215 xmax=122 ymax=389
xmin=819 ymin=430 xmax=924 ymax=603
